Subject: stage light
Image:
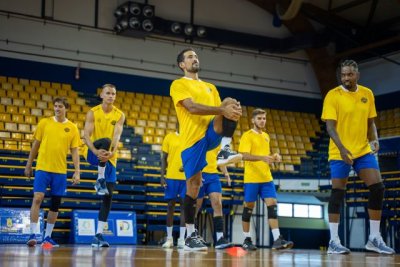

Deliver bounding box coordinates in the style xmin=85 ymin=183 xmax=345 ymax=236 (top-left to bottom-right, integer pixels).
xmin=171 ymin=22 xmax=182 ymax=34
xmin=197 ymin=26 xmax=207 ymax=37
xmin=114 ymin=5 xmax=128 ymax=18
xmin=142 ymin=19 xmax=154 ymax=32
xmin=129 ymin=17 xmax=141 ymax=29
xmin=129 ymin=3 xmax=141 ymax=16
xmin=184 ymin=24 xmax=194 ymax=36
xmin=143 ymin=5 xmax=154 ymax=18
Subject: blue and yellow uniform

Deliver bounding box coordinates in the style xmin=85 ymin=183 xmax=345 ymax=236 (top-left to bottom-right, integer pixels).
xmin=321 ymin=85 xmax=379 ymax=178
xmin=162 ymin=132 xmax=186 ymax=200
xmin=239 ymin=129 xmax=276 ymax=202
xmin=34 ymin=117 xmax=80 ymax=196
xmin=170 ymin=77 xmax=222 ymax=179
xmin=84 ymin=104 xmax=124 ymax=182
xmin=198 ymin=146 xmax=222 ymax=198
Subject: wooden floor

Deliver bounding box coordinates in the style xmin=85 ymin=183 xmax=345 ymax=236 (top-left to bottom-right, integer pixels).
xmin=0 ymin=245 xmax=398 ymax=267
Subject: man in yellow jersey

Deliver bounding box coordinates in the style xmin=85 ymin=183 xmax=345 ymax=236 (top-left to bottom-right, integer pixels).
xmin=160 ymin=125 xmax=186 ymax=249
xmin=322 ymin=60 xmax=394 ymax=254
xmin=238 ymin=108 xmax=293 ymax=251
xmin=196 ymin=146 xmax=234 ymax=249
xmin=25 ymin=97 xmax=80 ymax=247
xmin=170 ymin=48 xmax=242 ymax=250
xmin=84 ymin=84 xmax=125 ymax=247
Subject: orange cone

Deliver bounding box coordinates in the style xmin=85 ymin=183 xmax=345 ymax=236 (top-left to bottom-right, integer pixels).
xmin=226 ymin=246 xmax=247 ymax=257
xmin=42 ymin=242 xmax=53 ymax=249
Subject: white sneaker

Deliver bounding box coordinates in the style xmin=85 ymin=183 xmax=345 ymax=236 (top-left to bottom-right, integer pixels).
xmin=162 ymin=238 xmax=173 ymax=248
xmin=177 ymin=238 xmax=185 ymax=249
xmin=365 ymin=235 xmax=395 ymax=254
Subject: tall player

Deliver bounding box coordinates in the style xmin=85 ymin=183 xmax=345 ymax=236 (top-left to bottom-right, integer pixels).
xmin=84 ymin=84 xmax=125 ymax=247
xmin=170 ymin=48 xmax=242 ymax=250
xmin=25 ymin=97 xmax=80 ymax=247
xmin=322 ymin=60 xmax=394 ymax=254
xmin=238 ymin=108 xmax=293 ymax=251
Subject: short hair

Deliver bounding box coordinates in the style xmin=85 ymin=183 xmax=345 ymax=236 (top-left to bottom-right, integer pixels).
xmin=340 ymin=60 xmax=358 ymax=72
xmin=177 ymin=48 xmax=195 ymax=71
xmin=102 ymin=84 xmax=116 ymax=91
xmin=53 ymin=97 xmax=70 ymax=109
xmin=252 ymin=108 xmax=266 ymax=118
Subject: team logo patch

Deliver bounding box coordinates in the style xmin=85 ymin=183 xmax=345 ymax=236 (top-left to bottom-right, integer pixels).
xmin=64 ymin=128 xmax=70 ymax=132
xmin=111 ymin=120 xmax=116 ymax=125
xmin=207 ymin=87 xmax=212 ymax=93
xmin=361 ymin=97 xmax=368 ymax=103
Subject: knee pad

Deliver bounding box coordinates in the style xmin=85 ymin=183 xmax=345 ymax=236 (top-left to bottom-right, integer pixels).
xmin=328 ymin=189 xmax=346 ymax=214
xmin=93 ymin=138 xmax=112 ymax=150
xmin=50 ymin=196 xmax=62 ymax=212
xmin=267 ymin=205 xmax=278 ymax=219
xmin=222 ymin=117 xmax=237 ymax=137
xmin=242 ymin=207 xmax=253 ymax=222
xmin=368 ymin=182 xmax=385 ymax=210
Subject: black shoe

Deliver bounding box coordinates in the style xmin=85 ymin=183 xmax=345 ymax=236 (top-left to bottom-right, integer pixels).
xmin=217 ymin=145 xmax=242 ymax=166
xmin=215 ymin=236 xmax=233 ymax=249
xmin=272 ymin=235 xmax=294 ymax=250
xmin=184 ymin=232 xmax=208 ymax=251
xmin=242 ymin=237 xmax=257 ymax=251
xmin=91 ymin=233 xmax=110 ymax=247
xmin=94 ymin=178 xmax=109 ymax=195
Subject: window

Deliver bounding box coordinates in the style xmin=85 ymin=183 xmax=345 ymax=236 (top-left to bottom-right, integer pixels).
xmin=277 ymin=203 xmax=323 ymax=219
xmin=278 ymin=203 xmax=293 ymax=217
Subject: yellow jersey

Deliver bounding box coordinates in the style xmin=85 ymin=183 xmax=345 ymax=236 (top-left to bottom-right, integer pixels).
xmin=89 ymin=104 xmax=124 ymax=166
xmin=34 ymin=117 xmax=80 ymax=174
xmin=239 ymin=129 xmax=273 ymax=183
xmin=321 ymin=85 xmax=377 ymax=161
xmin=162 ymin=132 xmax=185 ymax=180
xmin=203 ymin=145 xmax=221 ymax=174
xmin=170 ymin=77 xmax=221 ymax=150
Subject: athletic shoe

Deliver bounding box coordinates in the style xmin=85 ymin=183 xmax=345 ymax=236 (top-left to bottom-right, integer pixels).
xmin=365 ymin=236 xmax=395 ymax=254
xmin=215 ymin=236 xmax=233 ymax=249
xmin=327 ymin=239 xmax=350 ymax=254
xmin=184 ymin=232 xmax=208 ymax=251
xmin=194 ymin=230 xmax=208 ymax=246
xmin=272 ymin=235 xmax=294 ymax=250
xmin=27 ymin=234 xmax=38 ymax=247
xmin=94 ymin=178 xmax=109 ymax=195
xmin=217 ymin=145 xmax=242 ymax=166
xmin=91 ymin=233 xmax=110 ymax=247
xmin=162 ymin=238 xmax=174 ymax=248
xmin=177 ymin=238 xmax=185 ymax=249
xmin=42 ymin=236 xmax=60 ymax=247
xmin=242 ymin=237 xmax=257 ymax=251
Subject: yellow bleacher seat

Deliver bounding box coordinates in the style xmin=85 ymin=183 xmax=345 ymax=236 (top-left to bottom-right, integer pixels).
xmin=52 ymin=82 xmax=61 ymax=89
xmin=76 ymin=98 xmax=85 ymax=105
xmin=82 ymin=106 xmax=90 ymax=113
xmin=149 ymin=113 xmax=158 ymax=121
xmin=0 ymin=89 xmax=5 ymax=97
xmin=121 ymin=103 xmax=131 ymax=111
xmin=31 ymin=108 xmax=42 ymax=116
xmin=129 ymin=111 xmax=139 ymax=119
xmin=0 ymin=113 xmax=11 ymax=122
xmin=167 ymin=122 xmax=176 ymax=130
xmin=13 ymin=84 xmax=23 ymax=91
xmin=0 ymin=76 xmax=7 ymax=83
xmin=13 ymin=99 xmax=24 ymax=106
xmin=42 ymin=94 xmax=52 ymax=102
xmin=11 ymin=132 xmax=23 ymax=140
xmin=68 ymin=91 xmax=77 ymax=98
xmin=75 ymin=121 xmax=84 ymax=129
xmin=62 ymin=84 xmax=71 ymax=91
xmin=4 ymin=140 xmax=18 ymax=150
xmin=41 ymin=81 xmax=51 ymax=88
xmin=18 ymin=91 xmax=29 ymax=99
xmin=25 ymin=85 xmax=35 ymax=93
xmin=18 ymin=124 xmax=30 ymax=132
xmin=36 ymin=87 xmax=46 ymax=94
xmin=161 ymin=102 xmax=170 ymax=109
xmin=155 ymin=128 xmax=165 ymax=136
xmin=37 ymin=101 xmax=47 ymax=109
xmin=126 ymin=92 xmax=135 ymax=98
xmin=289 ymin=148 xmax=297 ymax=155
xmin=57 ymin=89 xmax=68 ymax=97
xmin=143 ymin=135 xmax=153 ymax=144
xmin=6 ymin=90 xmax=18 ymax=98
xmin=296 ymin=142 xmax=305 ymax=149
xmin=134 ymin=126 xmax=144 ymax=135
xmin=6 ymin=105 xmax=18 ymax=114
xmin=139 ymin=112 xmax=149 ymax=120
xmin=170 ymin=109 xmax=176 ymax=116
xmin=154 ymin=136 xmax=163 ymax=144
xmin=136 ymin=93 xmax=144 ymax=99
xmin=133 ymin=99 xmax=142 ymax=105
xmin=145 ymin=127 xmax=155 ymax=135
xmin=152 ymin=101 xmax=161 ymax=107
xmin=280 ymin=148 xmax=289 ymax=155
xmin=124 ymin=97 xmax=133 ymax=104
xmin=0 ymin=131 xmax=10 ymax=138
xmin=1 ymin=97 xmax=12 ymax=106
xmin=157 ymin=121 xmax=166 ymax=129
xmin=270 ymin=140 xmax=278 ymax=148
xmin=43 ymin=109 xmax=53 ymax=116
xmin=159 ymin=115 xmax=168 ymax=122
xmin=2 ymin=83 xmax=12 ymax=90
xmin=12 ymin=114 xmax=24 ymax=123
xmin=143 ymin=99 xmax=152 ymax=106
xmin=304 ymin=143 xmax=313 ymax=151
xmin=77 ymin=113 xmax=86 ymax=121
xmin=126 ymin=118 xmax=136 ymax=126
xmin=5 ymin=122 xmax=17 ymax=131
xmin=7 ymin=77 xmax=18 ymax=84
xmin=0 ymin=106 xmax=4 ymax=113
xmin=147 ymin=121 xmax=156 ymax=128
xmin=169 ymin=116 xmax=177 ymax=123
xmin=0 ymin=122 xmax=4 ymax=130
xmin=30 ymin=93 xmax=41 ymax=100
xmin=29 ymin=80 xmax=40 ymax=87
xmin=131 ymin=105 xmax=140 ymax=112
xmin=71 ymin=105 xmax=81 ymax=113
xmin=137 ymin=119 xmax=146 ymax=127
xmin=287 ymin=141 xmax=296 ymax=149
xmin=25 ymin=115 xmax=37 ymax=124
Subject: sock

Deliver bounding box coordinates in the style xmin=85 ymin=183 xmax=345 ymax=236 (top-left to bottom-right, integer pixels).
xmin=220 ymin=137 xmax=232 ymax=149
xmin=98 ymin=166 xmax=105 ymax=179
xmin=216 ymin=232 xmax=223 ymax=241
xmin=329 ymin=222 xmax=339 ymax=241
xmin=30 ymin=222 xmax=38 ymax=234
xmin=272 ymin=228 xmax=280 ymax=241
xmin=187 ymin=224 xmax=195 ymax=237
xmin=243 ymin=232 xmax=251 ymax=238
xmin=45 ymin=223 xmax=55 ymax=238
xmin=179 ymin=227 xmax=186 ymax=240
xmin=166 ymin=226 xmax=173 ymax=239
xmin=97 ymin=221 xmax=106 ymax=235
xmin=369 ymin=220 xmax=380 ymax=239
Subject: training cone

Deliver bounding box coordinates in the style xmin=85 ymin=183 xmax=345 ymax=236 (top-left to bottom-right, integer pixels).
xmin=42 ymin=242 xmax=53 ymax=249
xmin=226 ymin=246 xmax=247 ymax=257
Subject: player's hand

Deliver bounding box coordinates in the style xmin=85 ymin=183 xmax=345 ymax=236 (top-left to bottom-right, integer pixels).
xmin=262 ymin=156 xmax=275 ymax=164
xmin=272 ymin=153 xmax=282 ymax=163
xmin=24 ymin=164 xmax=33 ymax=179
xmin=339 ymin=146 xmax=353 ymax=165
xmin=225 ymin=173 xmax=232 ymax=187
xmin=72 ymin=171 xmax=80 ymax=185
xmin=160 ymin=177 xmax=167 ymax=188
xmin=370 ymin=140 xmax=379 ymax=154
xmin=221 ymin=98 xmax=242 ymax=121
xmin=98 ymin=150 xmax=112 ymax=162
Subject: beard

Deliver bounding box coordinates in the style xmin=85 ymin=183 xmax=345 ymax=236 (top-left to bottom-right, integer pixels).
xmin=187 ymin=66 xmax=199 ymax=73
xmin=255 ymin=123 xmax=265 ymax=131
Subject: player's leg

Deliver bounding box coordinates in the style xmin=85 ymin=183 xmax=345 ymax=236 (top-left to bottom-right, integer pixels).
xmin=327 ymin=160 xmax=350 ymax=254
xmin=90 ymin=138 xmax=111 ymax=195
xmin=162 ymin=178 xmax=177 ymax=248
xmin=355 ymin=154 xmax=394 ymax=254
xmin=242 ymin=183 xmax=257 ymax=250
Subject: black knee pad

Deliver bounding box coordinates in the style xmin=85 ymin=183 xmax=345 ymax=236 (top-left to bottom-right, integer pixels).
xmin=242 ymin=207 xmax=253 ymax=222
xmin=93 ymin=138 xmax=112 ymax=150
xmin=50 ymin=196 xmax=62 ymax=212
xmin=368 ymin=182 xmax=385 ymax=210
xmin=328 ymin=189 xmax=346 ymax=214
xmin=184 ymin=195 xmax=197 ymax=224
xmin=267 ymin=205 xmax=278 ymax=219
xmin=222 ymin=117 xmax=237 ymax=137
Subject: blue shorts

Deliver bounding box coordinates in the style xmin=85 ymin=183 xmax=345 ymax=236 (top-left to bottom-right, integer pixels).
xmin=330 ymin=153 xmax=379 ymax=179
xmin=33 ymin=170 xmax=67 ymax=196
xmin=181 ymin=120 xmax=222 ymax=179
xmin=244 ymin=182 xmax=277 ymax=202
xmin=86 ymin=150 xmax=117 ymax=182
xmin=164 ymin=179 xmax=186 ymax=200
xmin=198 ymin=173 xmax=222 ymax=198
